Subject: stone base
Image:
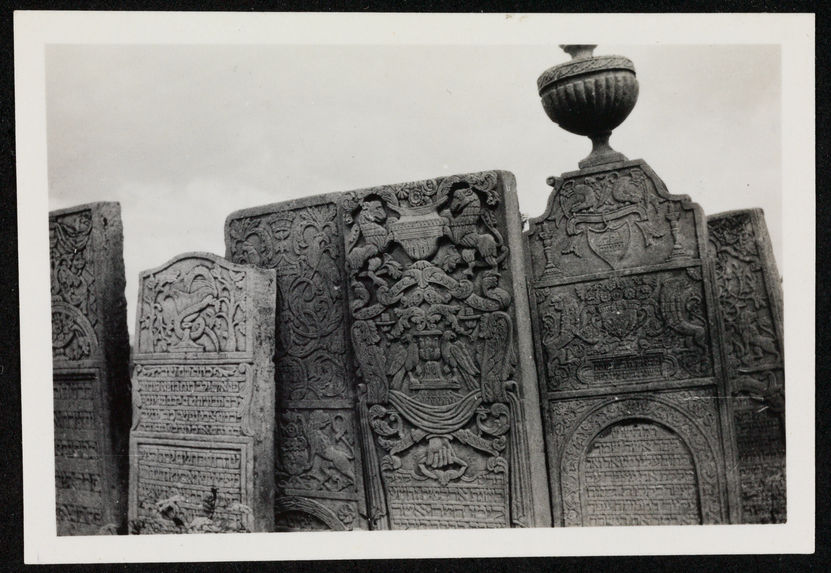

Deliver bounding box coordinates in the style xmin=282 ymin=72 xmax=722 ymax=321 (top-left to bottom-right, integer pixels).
xmin=578 ymin=149 xmax=629 ymax=169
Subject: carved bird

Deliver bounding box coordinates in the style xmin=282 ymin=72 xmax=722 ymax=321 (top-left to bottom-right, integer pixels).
xmin=561 ymin=183 xmax=597 ymax=215
xmin=611 ymin=176 xmax=644 ymax=205
xmin=440 ymin=330 xmax=479 ymax=391
xmin=386 ymin=334 xmax=419 ymax=391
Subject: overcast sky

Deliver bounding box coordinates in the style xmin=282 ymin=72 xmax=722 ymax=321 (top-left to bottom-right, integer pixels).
xmin=45 ymin=44 xmax=781 ymax=338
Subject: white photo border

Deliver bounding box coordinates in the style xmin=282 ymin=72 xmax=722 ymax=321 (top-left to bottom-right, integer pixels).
xmin=15 ymin=11 xmax=815 ymax=563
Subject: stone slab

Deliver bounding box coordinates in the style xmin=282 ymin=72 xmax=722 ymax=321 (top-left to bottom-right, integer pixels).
xmin=341 ymin=170 xmax=550 ymax=529
xmin=525 ymin=160 xmax=740 ymax=525
xmin=128 ymin=253 xmax=276 ymax=533
xmin=708 ymin=209 xmax=785 ymax=523
xmin=50 ymin=202 xmax=131 ymax=535
xmin=226 ymin=196 xmax=369 ymax=531
xmin=225 ymin=171 xmax=552 ymax=530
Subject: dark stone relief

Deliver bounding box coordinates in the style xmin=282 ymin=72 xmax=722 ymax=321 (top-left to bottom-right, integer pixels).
xmin=50 ymin=203 xmax=130 ymax=536
xmin=276 ymin=409 xmax=359 ymax=496
xmin=527 ymin=164 xmax=699 ymax=280
xmin=708 ymin=209 xmax=785 ymax=523
xmin=129 ymin=253 xmax=277 ymax=533
xmin=535 ymin=268 xmax=713 ymax=392
xmin=225 ymin=171 xmax=551 ymax=530
xmin=342 ymin=171 xmax=545 ymax=529
xmin=526 ymin=160 xmax=736 ymax=526
xmin=226 ymin=197 xmax=369 ymax=531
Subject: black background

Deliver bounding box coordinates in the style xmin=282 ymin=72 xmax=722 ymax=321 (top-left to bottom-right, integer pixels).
xmin=0 ymin=1 xmax=824 ymax=571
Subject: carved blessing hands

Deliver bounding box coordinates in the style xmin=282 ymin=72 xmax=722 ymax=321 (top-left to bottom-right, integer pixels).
xmin=424 ymin=435 xmax=455 ymax=468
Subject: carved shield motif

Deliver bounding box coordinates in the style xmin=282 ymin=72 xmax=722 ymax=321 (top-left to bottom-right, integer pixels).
xmin=586 ymin=222 xmax=631 ymax=267
xmin=598 ymin=300 xmax=644 ymax=340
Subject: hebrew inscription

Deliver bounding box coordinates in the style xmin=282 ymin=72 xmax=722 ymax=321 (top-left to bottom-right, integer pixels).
xmin=129 ymin=253 xmax=276 ymax=534
xmin=50 ymin=203 xmax=130 ymax=535
xmin=226 ymin=197 xmax=368 ymax=531
xmin=708 ymin=209 xmax=785 ymax=523
xmin=527 ymin=160 xmax=736 ymax=525
xmin=582 ymin=421 xmax=700 ymax=526
xmin=342 ymin=171 xmax=547 ymax=529
xmin=551 ymin=391 xmax=725 ymax=526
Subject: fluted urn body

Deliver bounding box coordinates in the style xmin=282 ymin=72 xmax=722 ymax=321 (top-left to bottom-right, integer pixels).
xmin=538 ymin=45 xmax=639 ymax=169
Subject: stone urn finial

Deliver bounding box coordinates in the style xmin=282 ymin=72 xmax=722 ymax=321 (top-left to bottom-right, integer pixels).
xmin=559 ymin=44 xmax=596 ymax=59
xmin=537 ymin=45 xmax=639 ymax=170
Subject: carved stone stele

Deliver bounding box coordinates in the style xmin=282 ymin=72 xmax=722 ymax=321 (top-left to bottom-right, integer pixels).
xmin=50 ymin=202 xmax=131 ymax=536
xmin=225 ymin=171 xmax=551 ymax=530
xmin=526 ymin=160 xmax=741 ymax=526
xmin=708 ymin=209 xmax=785 ymax=523
xmin=128 ymin=253 xmax=276 ymax=534
xmin=341 ymin=171 xmax=550 ymax=529
xmin=226 ymin=197 xmax=369 ymax=531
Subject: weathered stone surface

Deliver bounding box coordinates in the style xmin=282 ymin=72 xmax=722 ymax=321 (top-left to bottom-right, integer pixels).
xmin=128 ymin=253 xmax=276 ymax=533
xmin=708 ymin=209 xmax=785 ymax=523
xmin=225 ymin=171 xmax=551 ymax=530
xmin=526 ymin=160 xmax=741 ymax=526
xmin=50 ymin=202 xmax=131 ymax=536
xmin=226 ymin=196 xmax=369 ymax=531
xmin=341 ymin=171 xmax=550 ymax=529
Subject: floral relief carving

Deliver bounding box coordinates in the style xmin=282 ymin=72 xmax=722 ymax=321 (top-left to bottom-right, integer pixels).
xmin=137 ymin=259 xmax=248 ymax=354
xmin=536 ymin=269 xmax=712 ymax=391
xmin=50 ymin=210 xmax=98 ymax=361
xmin=227 ymin=202 xmax=365 ymax=530
xmin=708 ymin=211 xmax=786 ymax=523
xmin=228 ymin=204 xmax=349 ymax=401
xmin=708 ymin=213 xmax=782 ymax=376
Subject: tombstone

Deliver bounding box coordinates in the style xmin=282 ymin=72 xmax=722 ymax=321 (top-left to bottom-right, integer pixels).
xmin=226 ymin=197 xmax=370 ymax=531
xmin=526 ymin=46 xmax=741 ymax=526
xmin=226 ymin=172 xmax=552 ymax=530
xmin=128 ymin=253 xmax=277 ymax=533
xmin=50 ymin=202 xmax=131 ymax=535
xmin=708 ymin=209 xmax=785 ymax=523
xmin=341 ymin=171 xmax=551 ymax=529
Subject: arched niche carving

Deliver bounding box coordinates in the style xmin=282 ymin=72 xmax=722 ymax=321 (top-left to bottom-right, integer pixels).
xmin=274 ymin=496 xmax=348 ymax=532
xmin=559 ymin=396 xmax=724 ymax=526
